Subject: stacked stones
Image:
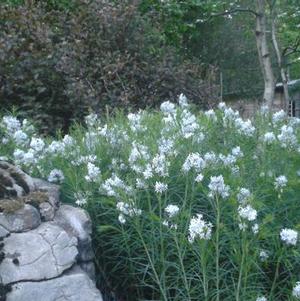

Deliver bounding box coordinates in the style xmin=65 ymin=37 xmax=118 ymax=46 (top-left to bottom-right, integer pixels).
xmin=0 ymin=161 xmax=103 ymax=301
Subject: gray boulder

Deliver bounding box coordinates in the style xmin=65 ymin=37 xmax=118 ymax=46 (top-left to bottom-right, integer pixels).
xmin=0 ymin=204 xmax=41 ymax=233
xmin=6 ymin=267 xmax=103 ymax=301
xmin=54 ymin=205 xmax=94 ymax=262
xmin=0 ymin=222 xmax=78 ymax=284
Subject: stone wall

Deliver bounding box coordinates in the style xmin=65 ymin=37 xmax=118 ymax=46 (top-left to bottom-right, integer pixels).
xmin=0 ymin=161 xmax=103 ymax=301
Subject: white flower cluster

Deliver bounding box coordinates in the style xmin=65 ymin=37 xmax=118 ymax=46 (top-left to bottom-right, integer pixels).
xmin=160 ymin=101 xmax=176 ymax=115
xmin=163 ymin=204 xmax=180 ymax=229
xmin=208 ymin=175 xmax=230 ymax=199
xmin=274 ymin=175 xmax=288 ymax=190
xmin=280 ymin=228 xmax=298 ymax=246
xmin=128 ymin=111 xmax=146 ymax=133
xmin=272 ymin=110 xmax=286 ymax=124
xmin=263 ymin=132 xmax=276 ymax=144
xmin=256 ymin=297 xmax=267 ymax=301
xmin=204 ymin=109 xmax=217 ymax=121
xmin=116 ymin=201 xmax=142 ymax=224
xmin=85 ymin=113 xmax=98 ymax=127
xmin=85 ymin=162 xmax=101 ymax=182
xmin=155 ymin=181 xmax=168 ymax=194
xmin=293 ymin=282 xmax=300 ymax=299
xmin=259 ymin=250 xmax=269 ymax=262
xmin=277 ymin=125 xmax=297 ymax=148
xmin=182 ymin=153 xmax=206 ymax=173
xmin=102 ymin=174 xmax=132 ymax=197
xmin=48 ymin=169 xmax=65 ymax=183
xmin=74 ymin=191 xmax=90 ymax=206
xmin=152 ymin=153 xmax=170 ymax=177
xmin=238 ymin=205 xmax=257 ymax=221
xmin=237 ymin=188 xmax=251 ymax=204
xmin=188 ymin=213 xmax=213 ymax=243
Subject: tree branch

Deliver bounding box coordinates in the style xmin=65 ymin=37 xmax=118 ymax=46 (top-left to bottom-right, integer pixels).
xmin=209 ymin=8 xmax=259 ymax=20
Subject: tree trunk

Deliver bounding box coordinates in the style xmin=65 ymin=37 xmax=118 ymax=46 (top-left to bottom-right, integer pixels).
xmin=270 ymin=2 xmax=290 ymax=113
xmin=255 ymin=0 xmax=275 ymax=109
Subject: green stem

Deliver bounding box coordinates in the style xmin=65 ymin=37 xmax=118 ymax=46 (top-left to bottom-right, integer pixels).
xmin=200 ymin=241 xmax=209 ymax=301
xmin=136 ymin=226 xmax=168 ymax=301
xmin=270 ymin=253 xmax=282 ymax=299
xmin=174 ymin=235 xmax=191 ymax=301
xmin=215 ymin=194 xmax=220 ymax=301
xmin=236 ymin=237 xmax=246 ymax=301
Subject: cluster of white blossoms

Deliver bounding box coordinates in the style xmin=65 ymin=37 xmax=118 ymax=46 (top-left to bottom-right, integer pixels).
xmin=155 ymin=181 xmax=168 ymax=194
xmin=47 ymin=169 xmax=65 ymax=183
xmin=237 ymin=187 xmax=251 ymax=204
xmin=277 ymin=125 xmax=298 ymax=148
xmin=272 ymin=110 xmax=286 ymax=124
xmin=182 ymin=152 xmax=206 ymax=173
xmin=180 ymin=109 xmax=199 ymax=139
xmin=293 ymin=282 xmax=300 ymax=299
xmin=208 ymin=175 xmax=230 ymax=199
xmin=259 ymin=250 xmax=269 ymax=262
xmin=152 ymin=153 xmax=170 ymax=177
xmin=280 ymin=228 xmax=298 ymax=246
xmin=85 ymin=113 xmax=98 ymax=127
xmin=116 ymin=201 xmax=142 ymax=224
xmin=127 ymin=111 xmax=146 ymax=133
xmin=101 ymin=174 xmax=132 ymax=197
xmin=74 ymin=191 xmax=90 ymax=206
xmin=163 ymin=204 xmax=180 ymax=229
xmin=274 ymin=175 xmax=288 ymax=190
xmin=263 ymin=132 xmax=276 ymax=144
xmin=256 ymin=297 xmax=267 ymax=301
xmin=188 ymin=213 xmax=213 ymax=243
xmin=85 ymin=162 xmax=101 ymax=182
xmin=238 ymin=205 xmax=257 ymax=221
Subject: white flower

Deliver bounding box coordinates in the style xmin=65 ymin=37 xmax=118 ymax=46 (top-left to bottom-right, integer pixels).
xmin=293 ymin=282 xmax=300 ymax=298
xmin=277 ymin=125 xmax=297 ymax=148
xmin=48 ymin=169 xmax=64 ymax=183
xmin=259 ymin=250 xmax=269 ymax=262
xmin=182 ymin=153 xmax=206 ymax=173
xmin=252 ymin=223 xmax=259 ymax=234
xmin=85 ymin=113 xmax=98 ymax=127
xmin=208 ymin=175 xmax=230 ymax=199
xmin=116 ymin=201 xmax=142 ymax=224
xmin=274 ymin=175 xmax=287 ymax=190
xmin=234 ymin=118 xmax=255 ymax=137
xmin=85 ymin=162 xmax=101 ymax=182
xmin=263 ymin=132 xmax=276 ymax=144
xmin=118 ymin=214 xmax=126 ymax=224
xmin=142 ymin=164 xmax=153 ymax=179
xmin=280 ymin=228 xmax=298 ymax=246
xmin=188 ymin=213 xmax=213 ymax=243
xmin=152 ymin=153 xmax=169 ymax=177
xmin=158 ymin=137 xmax=174 ymax=155
xmin=237 ymin=188 xmax=251 ymax=204
xmin=13 ymin=130 xmax=28 ymax=146
xmin=47 ymin=141 xmax=65 ymax=155
xmin=155 ymin=181 xmax=168 ymax=194
xmin=238 ymin=205 xmax=257 ymax=221
xmin=63 ymin=135 xmax=74 ymax=146
xmin=74 ymin=192 xmax=89 ymax=206
xmin=195 ymin=173 xmax=204 ymax=183
xmin=1 ymin=116 xmax=21 ymax=135
xmin=180 ymin=110 xmax=199 ymax=138
xmin=256 ymin=296 xmax=267 ymax=301
xmin=30 ymin=137 xmax=45 ymax=152
xmin=160 ymin=101 xmax=176 ymax=114
xmin=128 ymin=112 xmax=145 ymax=133
xmin=102 ymin=174 xmax=130 ymax=197
xmin=165 ymin=204 xmax=180 ymax=218
xmin=205 ymin=109 xmax=217 ymax=121
xmin=272 ymin=110 xmax=285 ymax=123
xmin=178 ymin=93 xmax=188 ymax=108
xmin=232 ymin=146 xmax=243 ymax=158
xmin=218 ymin=102 xmax=226 ymax=110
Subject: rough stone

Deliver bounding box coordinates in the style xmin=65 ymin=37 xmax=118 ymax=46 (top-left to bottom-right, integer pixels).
xmin=6 ymin=267 xmax=103 ymax=301
xmin=0 ymin=224 xmax=9 ymax=238
xmin=33 ymin=178 xmax=60 ymax=209
xmin=39 ymin=201 xmax=55 ymax=221
xmin=0 ymin=222 xmax=78 ymax=284
xmin=79 ymin=261 xmax=96 ymax=281
xmin=54 ymin=205 xmax=94 ymax=261
xmin=0 ymin=204 xmax=41 ymax=233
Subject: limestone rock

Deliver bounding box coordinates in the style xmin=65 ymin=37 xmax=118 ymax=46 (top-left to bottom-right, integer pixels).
xmin=0 ymin=222 xmax=78 ymax=284
xmin=39 ymin=201 xmax=55 ymax=221
xmin=6 ymin=267 xmax=103 ymax=301
xmin=54 ymin=205 xmax=94 ymax=261
xmin=0 ymin=204 xmax=41 ymax=233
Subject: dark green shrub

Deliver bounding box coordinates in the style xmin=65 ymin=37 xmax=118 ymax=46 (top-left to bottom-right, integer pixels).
xmin=0 ymin=0 xmax=219 ymax=134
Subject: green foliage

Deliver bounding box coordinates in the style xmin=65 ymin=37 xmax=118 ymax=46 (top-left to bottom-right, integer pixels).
xmin=1 ymin=102 xmax=300 ymax=300
xmin=0 ymin=0 xmax=217 ymax=134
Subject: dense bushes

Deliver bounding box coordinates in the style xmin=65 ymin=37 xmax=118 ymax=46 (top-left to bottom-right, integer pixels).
xmin=0 ymin=0 xmax=218 ymax=133
xmin=1 ymin=100 xmax=300 ymax=300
